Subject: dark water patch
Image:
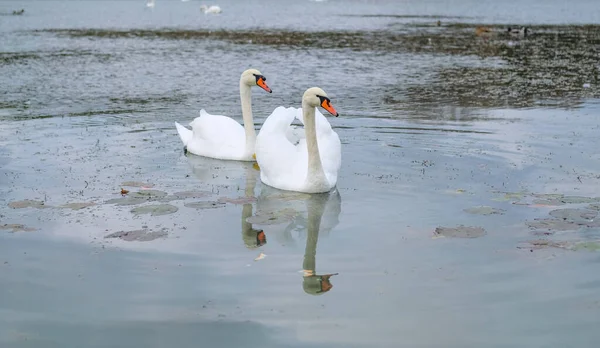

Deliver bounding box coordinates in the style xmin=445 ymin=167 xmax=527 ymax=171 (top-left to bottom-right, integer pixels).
xmin=340 ymin=14 xmax=472 ymax=19
xmin=434 ymin=225 xmax=486 ymax=238
xmin=368 ymin=125 xmax=493 ymax=135
xmin=130 ymin=204 xmax=178 ymax=216
xmin=104 ymin=228 xmax=168 ymax=242
xmin=0 ymin=224 xmax=36 ymax=233
xmin=0 ymin=50 xmax=113 ymax=66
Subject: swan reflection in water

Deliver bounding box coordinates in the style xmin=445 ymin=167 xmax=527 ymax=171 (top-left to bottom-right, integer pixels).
xmin=184 ymin=153 xmax=266 ymax=249
xmin=183 ymin=153 xmax=342 ymax=294
xmin=249 ymin=185 xmax=342 ymax=295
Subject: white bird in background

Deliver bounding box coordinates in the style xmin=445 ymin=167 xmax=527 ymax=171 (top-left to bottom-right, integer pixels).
xmin=146 ymin=0 xmax=155 ymax=8
xmin=200 ymin=4 xmax=222 ymax=14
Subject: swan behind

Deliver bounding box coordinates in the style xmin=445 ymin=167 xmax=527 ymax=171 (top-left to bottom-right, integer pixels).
xmin=174 ymin=68 xmax=272 ymax=161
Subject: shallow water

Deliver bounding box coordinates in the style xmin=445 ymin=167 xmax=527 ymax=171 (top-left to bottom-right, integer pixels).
xmin=2 ymin=0 xmax=600 ymax=347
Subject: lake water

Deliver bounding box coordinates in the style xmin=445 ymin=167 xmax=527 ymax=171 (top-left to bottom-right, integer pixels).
xmin=1 ymin=0 xmax=600 ymax=347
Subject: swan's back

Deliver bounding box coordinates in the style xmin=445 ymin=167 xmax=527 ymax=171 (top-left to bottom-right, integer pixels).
xmin=256 ymin=106 xmax=341 ymax=192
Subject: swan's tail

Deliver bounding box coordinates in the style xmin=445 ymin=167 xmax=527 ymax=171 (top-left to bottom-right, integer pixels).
xmin=175 ymin=122 xmax=193 ymax=146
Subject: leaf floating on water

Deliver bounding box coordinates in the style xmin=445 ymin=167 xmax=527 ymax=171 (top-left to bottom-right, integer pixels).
xmin=59 ymin=202 xmax=96 ymax=210
xmin=463 ymin=206 xmax=505 ymax=215
xmin=246 ymin=208 xmax=297 ymax=225
xmin=434 ymin=225 xmax=486 ymax=238
xmin=254 ymin=252 xmax=267 ymax=261
xmin=184 ymin=201 xmax=226 ymax=209
xmin=105 ymin=228 xmax=168 ymax=242
xmin=170 ymin=190 xmax=212 ymax=199
xmin=559 ymin=196 xmax=599 ymax=204
xmin=0 ymin=224 xmax=36 ymax=233
xmin=218 ymin=196 xmax=257 ymax=205
xmin=8 ymin=200 xmax=49 ymax=209
xmin=121 ymin=181 xmax=154 ymax=188
xmin=130 ymin=204 xmax=178 ymax=216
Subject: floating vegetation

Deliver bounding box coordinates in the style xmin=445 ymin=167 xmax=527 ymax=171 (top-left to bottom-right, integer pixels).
xmin=130 ymin=204 xmax=178 ymax=216
xmin=0 ymin=224 xmax=36 ymax=233
xmin=434 ymin=225 xmax=486 ymax=238
xmin=169 ymin=190 xmax=212 ymax=199
xmin=106 ymin=190 xmax=168 ymax=206
xmin=246 ymin=208 xmax=299 ymax=225
xmin=121 ymin=181 xmax=154 ymax=188
xmin=463 ymin=206 xmax=506 ymax=215
xmin=59 ymin=202 xmax=96 ymax=210
xmin=184 ymin=201 xmax=226 ymax=209
xmin=518 ymin=239 xmax=600 ymax=252
xmin=105 ymin=228 xmax=168 ymax=242
xmin=8 ymin=200 xmax=49 ymax=209
xmin=218 ymin=196 xmax=257 ymax=205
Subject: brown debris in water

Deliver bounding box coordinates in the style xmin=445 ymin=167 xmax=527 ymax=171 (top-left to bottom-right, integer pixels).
xmin=434 ymin=225 xmax=486 ymax=238
xmin=105 ymin=228 xmax=168 ymax=242
xmin=0 ymin=224 xmax=36 ymax=233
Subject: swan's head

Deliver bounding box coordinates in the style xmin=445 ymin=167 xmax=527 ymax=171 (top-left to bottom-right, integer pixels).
xmin=303 ymin=87 xmax=339 ymax=117
xmin=241 ymin=68 xmax=272 ymax=93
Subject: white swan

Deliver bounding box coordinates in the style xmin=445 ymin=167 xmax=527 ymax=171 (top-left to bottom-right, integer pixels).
xmin=200 ymin=5 xmax=222 ymax=14
xmin=175 ymin=68 xmax=272 ymax=161
xmin=146 ymin=0 xmax=155 ymax=8
xmin=255 ymin=87 xmax=341 ymax=193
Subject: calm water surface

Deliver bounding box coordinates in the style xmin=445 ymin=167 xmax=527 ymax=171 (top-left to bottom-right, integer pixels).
xmin=1 ymin=1 xmax=600 ymax=347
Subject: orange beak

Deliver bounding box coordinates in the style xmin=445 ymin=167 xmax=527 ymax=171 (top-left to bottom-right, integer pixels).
xmin=321 ymin=98 xmax=339 ymax=117
xmin=257 ymin=78 xmax=272 ymax=93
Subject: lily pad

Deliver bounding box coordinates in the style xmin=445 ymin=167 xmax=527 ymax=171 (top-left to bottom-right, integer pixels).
xmin=169 ymin=190 xmax=212 ymax=199
xmin=570 ymin=241 xmax=600 ymax=252
xmin=492 ymin=192 xmax=527 ymax=202
xmin=8 ymin=200 xmax=49 ymax=209
xmin=560 ymin=196 xmax=599 ymax=204
xmin=526 ymin=219 xmax=582 ymax=231
xmin=0 ymin=224 xmax=36 ymax=233
xmin=463 ymin=206 xmax=505 ymax=215
xmin=184 ymin=201 xmax=226 ymax=209
xmin=587 ymin=204 xmax=600 ymax=211
xmin=548 ymin=208 xmax=597 ymax=222
xmin=246 ymin=208 xmax=299 ymax=225
xmin=106 ymin=190 xmax=168 ymax=206
xmin=59 ymin=202 xmax=96 ymax=210
xmin=218 ymin=196 xmax=257 ymax=205
xmin=434 ymin=225 xmax=486 ymax=238
xmin=532 ymin=199 xmax=565 ymax=206
xmin=121 ymin=181 xmax=154 ymax=188
xmin=131 ymin=204 xmax=178 ymax=216
xmin=105 ymin=228 xmax=168 ymax=242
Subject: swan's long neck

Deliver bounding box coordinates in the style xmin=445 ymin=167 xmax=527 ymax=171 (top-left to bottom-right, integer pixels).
xmin=303 ymin=100 xmax=327 ymax=185
xmin=240 ymin=81 xmax=256 ymax=157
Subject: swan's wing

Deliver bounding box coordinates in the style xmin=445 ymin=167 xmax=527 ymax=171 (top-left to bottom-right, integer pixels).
xmin=185 ymin=109 xmax=246 ymax=159
xmin=256 ymin=107 xmax=308 ymax=190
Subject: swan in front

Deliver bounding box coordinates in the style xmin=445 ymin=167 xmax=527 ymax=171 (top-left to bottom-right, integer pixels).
xmin=175 ymin=69 xmax=272 ymax=161
xmin=255 ymin=87 xmax=341 ymax=193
